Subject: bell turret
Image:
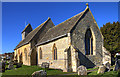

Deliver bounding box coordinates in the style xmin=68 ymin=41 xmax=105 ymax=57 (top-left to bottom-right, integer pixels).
xmin=22 ymin=24 xmax=33 ymax=40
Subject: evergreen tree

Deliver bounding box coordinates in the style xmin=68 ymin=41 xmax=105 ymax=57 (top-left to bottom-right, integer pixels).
xmin=100 ymin=22 xmax=120 ymax=53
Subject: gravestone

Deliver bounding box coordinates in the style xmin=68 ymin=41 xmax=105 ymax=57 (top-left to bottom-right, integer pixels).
xmin=77 ymin=65 xmax=87 ymax=75
xmin=8 ymin=62 xmax=14 ymax=70
xmin=13 ymin=60 xmax=18 ymax=65
xmin=97 ymin=65 xmax=106 ymax=74
xmin=0 ymin=62 xmax=2 ymax=72
xmin=41 ymin=62 xmax=49 ymax=69
xmin=103 ymin=62 xmax=111 ymax=72
xmin=0 ymin=62 xmax=5 ymax=72
xmin=114 ymin=59 xmax=120 ymax=71
xmin=8 ymin=61 xmax=12 ymax=65
xmin=32 ymin=70 xmax=47 ymax=77
xmin=16 ymin=63 xmax=22 ymax=68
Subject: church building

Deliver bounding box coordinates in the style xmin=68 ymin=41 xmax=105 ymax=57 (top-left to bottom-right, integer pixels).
xmin=14 ymin=4 xmax=111 ymax=72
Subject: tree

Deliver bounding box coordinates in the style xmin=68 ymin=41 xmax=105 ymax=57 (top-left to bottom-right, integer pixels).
xmin=100 ymin=22 xmax=120 ymax=53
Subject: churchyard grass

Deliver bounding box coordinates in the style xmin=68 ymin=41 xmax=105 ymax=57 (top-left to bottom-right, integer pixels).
xmin=88 ymin=70 xmax=119 ymax=76
xmin=1 ymin=65 xmax=120 ymax=76
xmin=2 ymin=65 xmax=72 ymax=75
xmin=87 ymin=67 xmax=98 ymax=71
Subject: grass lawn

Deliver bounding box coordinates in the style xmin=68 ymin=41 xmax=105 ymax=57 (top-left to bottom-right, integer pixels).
xmin=88 ymin=69 xmax=119 ymax=77
xmin=88 ymin=71 xmax=119 ymax=77
xmin=87 ymin=67 xmax=98 ymax=71
xmin=1 ymin=65 xmax=120 ymax=77
xmin=2 ymin=65 xmax=72 ymax=75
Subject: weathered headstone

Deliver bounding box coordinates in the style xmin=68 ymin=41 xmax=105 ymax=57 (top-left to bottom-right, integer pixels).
xmin=77 ymin=65 xmax=87 ymax=75
xmin=103 ymin=62 xmax=111 ymax=72
xmin=41 ymin=62 xmax=49 ymax=69
xmin=2 ymin=62 xmax=6 ymax=72
xmin=8 ymin=62 xmax=14 ymax=70
xmin=114 ymin=59 xmax=120 ymax=71
xmin=97 ymin=65 xmax=106 ymax=74
xmin=7 ymin=61 xmax=12 ymax=65
xmin=41 ymin=62 xmax=49 ymax=72
xmin=32 ymin=70 xmax=47 ymax=77
xmin=13 ymin=60 xmax=18 ymax=65
xmin=0 ymin=62 xmax=2 ymax=72
xmin=16 ymin=63 xmax=22 ymax=68
xmin=0 ymin=62 xmax=5 ymax=72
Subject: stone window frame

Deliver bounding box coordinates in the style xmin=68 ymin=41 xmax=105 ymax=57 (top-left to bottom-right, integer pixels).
xmin=39 ymin=47 xmax=42 ymax=59
xmin=24 ymin=48 xmax=27 ymax=60
xmin=18 ymin=49 xmax=20 ymax=55
xmin=85 ymin=28 xmax=94 ymax=55
xmin=15 ymin=55 xmax=17 ymax=60
xmin=52 ymin=43 xmax=57 ymax=60
xmin=19 ymin=52 xmax=23 ymax=63
xmin=18 ymin=49 xmax=20 ymax=61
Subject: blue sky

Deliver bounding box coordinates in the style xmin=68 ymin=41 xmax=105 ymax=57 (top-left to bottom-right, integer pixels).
xmin=2 ymin=2 xmax=118 ymax=54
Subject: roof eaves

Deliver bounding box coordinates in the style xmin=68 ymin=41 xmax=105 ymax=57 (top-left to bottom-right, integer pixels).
xmin=14 ymin=42 xmax=29 ymax=50
xmin=36 ymin=34 xmax=67 ymax=46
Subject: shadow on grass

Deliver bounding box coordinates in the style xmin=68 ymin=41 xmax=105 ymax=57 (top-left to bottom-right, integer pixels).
xmin=87 ymin=72 xmax=92 ymax=74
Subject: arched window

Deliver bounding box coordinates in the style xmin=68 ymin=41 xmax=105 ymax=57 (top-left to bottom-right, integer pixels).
xmin=52 ymin=43 xmax=57 ymax=60
xmin=39 ymin=47 xmax=42 ymax=59
xmin=18 ymin=50 xmax=20 ymax=55
xmin=15 ymin=55 xmax=17 ymax=60
xmin=24 ymin=48 xmax=27 ymax=60
xmin=19 ymin=53 xmax=23 ymax=63
xmin=85 ymin=28 xmax=93 ymax=55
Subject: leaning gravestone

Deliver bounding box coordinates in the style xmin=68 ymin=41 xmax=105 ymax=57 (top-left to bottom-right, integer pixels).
xmin=32 ymin=70 xmax=47 ymax=77
xmin=97 ymin=65 xmax=106 ymax=74
xmin=77 ymin=65 xmax=87 ymax=75
xmin=103 ymin=62 xmax=111 ymax=72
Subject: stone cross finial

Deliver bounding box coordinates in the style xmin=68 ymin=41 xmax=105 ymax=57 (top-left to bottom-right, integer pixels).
xmin=86 ymin=3 xmax=89 ymax=8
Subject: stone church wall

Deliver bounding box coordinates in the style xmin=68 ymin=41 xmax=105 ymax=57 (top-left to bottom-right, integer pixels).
xmin=70 ymin=45 xmax=79 ymax=72
xmin=102 ymin=46 xmax=111 ymax=64
xmin=31 ymin=19 xmax=54 ymax=49
xmin=14 ymin=43 xmax=31 ymax=65
xmin=71 ymin=9 xmax=103 ymax=68
xmin=37 ymin=37 xmax=70 ymax=70
xmin=29 ymin=19 xmax=54 ymax=65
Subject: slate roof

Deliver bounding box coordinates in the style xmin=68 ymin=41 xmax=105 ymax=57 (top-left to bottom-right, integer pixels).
xmin=14 ymin=18 xmax=52 ymax=50
xmin=36 ymin=7 xmax=89 ymax=46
